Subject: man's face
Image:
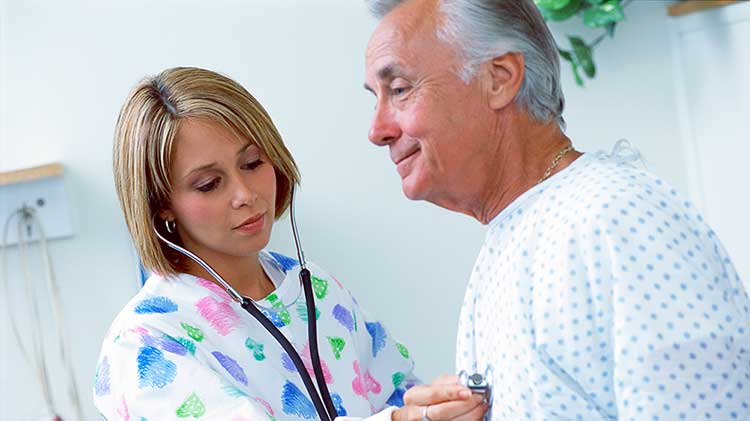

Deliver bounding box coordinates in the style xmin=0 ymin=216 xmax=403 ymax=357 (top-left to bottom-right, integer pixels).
xmin=364 ymin=1 xmax=493 ymax=206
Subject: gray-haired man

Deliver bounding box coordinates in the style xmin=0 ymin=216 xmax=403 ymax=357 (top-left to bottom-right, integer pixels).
xmin=363 ymin=0 xmax=750 ymax=419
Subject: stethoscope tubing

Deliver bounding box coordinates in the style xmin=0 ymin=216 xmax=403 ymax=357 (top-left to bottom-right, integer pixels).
xmin=151 ymin=187 xmax=337 ymax=421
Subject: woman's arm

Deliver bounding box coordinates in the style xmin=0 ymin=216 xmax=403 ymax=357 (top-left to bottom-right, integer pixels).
xmin=93 ymin=324 xmax=271 ymax=420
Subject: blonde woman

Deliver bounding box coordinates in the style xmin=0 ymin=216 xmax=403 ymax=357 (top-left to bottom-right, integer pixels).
xmin=94 ymin=67 xmax=485 ymax=421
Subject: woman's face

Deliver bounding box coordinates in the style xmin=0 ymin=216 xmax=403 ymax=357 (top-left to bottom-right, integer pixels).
xmin=160 ymin=117 xmax=277 ymax=263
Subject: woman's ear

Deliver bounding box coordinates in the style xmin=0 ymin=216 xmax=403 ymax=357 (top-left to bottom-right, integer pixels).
xmin=157 ymin=208 xmax=175 ymax=222
xmin=485 ymin=51 xmax=526 ymax=111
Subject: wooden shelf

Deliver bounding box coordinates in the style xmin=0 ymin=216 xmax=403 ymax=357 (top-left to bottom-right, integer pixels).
xmin=668 ymin=0 xmax=743 ymax=17
xmin=0 ymin=163 xmax=64 ymax=186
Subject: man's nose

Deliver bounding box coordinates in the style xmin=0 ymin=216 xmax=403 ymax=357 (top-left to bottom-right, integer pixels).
xmin=368 ymin=102 xmax=401 ymax=146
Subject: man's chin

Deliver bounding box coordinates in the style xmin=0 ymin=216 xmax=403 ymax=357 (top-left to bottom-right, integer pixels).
xmin=400 ymin=177 xmax=427 ymax=201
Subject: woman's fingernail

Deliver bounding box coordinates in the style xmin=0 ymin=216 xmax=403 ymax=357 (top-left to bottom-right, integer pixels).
xmin=459 ymin=389 xmax=471 ymax=398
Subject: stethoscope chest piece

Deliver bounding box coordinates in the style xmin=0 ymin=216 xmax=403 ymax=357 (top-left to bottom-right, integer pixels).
xmin=458 ymin=365 xmax=493 ymax=406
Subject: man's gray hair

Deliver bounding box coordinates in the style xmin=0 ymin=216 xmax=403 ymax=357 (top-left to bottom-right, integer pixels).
xmin=366 ymin=0 xmax=565 ymax=128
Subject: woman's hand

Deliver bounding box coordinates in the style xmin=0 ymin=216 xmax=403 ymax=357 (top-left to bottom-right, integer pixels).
xmin=391 ymin=375 xmax=487 ymax=421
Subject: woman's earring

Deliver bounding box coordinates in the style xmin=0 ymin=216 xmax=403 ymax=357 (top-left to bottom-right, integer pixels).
xmin=165 ymin=219 xmax=176 ymax=234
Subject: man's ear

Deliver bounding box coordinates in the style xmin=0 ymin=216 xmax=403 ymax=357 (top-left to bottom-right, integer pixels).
xmin=485 ymin=51 xmax=525 ymax=111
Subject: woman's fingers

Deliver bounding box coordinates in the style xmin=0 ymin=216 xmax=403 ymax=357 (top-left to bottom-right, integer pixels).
xmin=451 ymin=400 xmax=489 ymax=421
xmin=420 ymin=394 xmax=485 ymax=420
xmin=403 ymin=383 xmax=472 ymax=406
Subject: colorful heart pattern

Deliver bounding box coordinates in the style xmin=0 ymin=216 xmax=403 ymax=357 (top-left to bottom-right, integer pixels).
xmin=95 ymin=356 xmax=111 ymax=396
xmin=332 ymin=304 xmax=354 ymax=332
xmin=134 ymin=296 xmax=178 ymax=314
xmin=366 ymin=321 xmax=387 ymax=357
xmin=297 ymin=300 xmax=320 ymax=322
xmin=281 ymin=381 xmax=316 ymax=419
xmin=331 ymin=392 xmax=347 ymax=416
xmin=98 ymin=253 xmax=414 ymax=420
xmin=196 ymin=296 xmax=240 ymax=336
xmin=180 ymin=322 xmax=205 ymax=342
xmin=212 ymin=351 xmax=248 ymax=386
xmin=352 ymin=360 xmax=382 ymax=399
xmin=269 ymin=252 xmax=299 ymax=272
xmin=396 ymin=342 xmax=410 ymax=359
xmin=175 ymin=392 xmax=206 ymax=418
xmin=137 ymin=346 xmax=176 ymax=389
xmin=311 ymin=276 xmax=329 ymax=299
xmin=245 ymin=337 xmax=266 ymax=361
xmin=197 ymin=278 xmax=232 ymax=301
xmin=327 ymin=336 xmax=346 ymax=360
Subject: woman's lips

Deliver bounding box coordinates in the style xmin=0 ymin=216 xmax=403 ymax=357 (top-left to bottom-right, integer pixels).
xmin=234 ymin=213 xmax=265 ymax=234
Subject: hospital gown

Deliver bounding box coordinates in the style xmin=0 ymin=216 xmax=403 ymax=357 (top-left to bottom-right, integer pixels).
xmin=456 ymin=150 xmax=750 ymax=420
xmin=94 ymin=251 xmax=417 ymax=420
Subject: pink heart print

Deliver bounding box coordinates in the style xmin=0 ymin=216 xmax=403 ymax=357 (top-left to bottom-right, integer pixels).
xmin=301 ymin=344 xmax=333 ymax=384
xmin=117 ymin=396 xmax=130 ymax=421
xmin=352 ymin=360 xmax=382 ymax=399
xmin=197 ymin=278 xmax=232 ymax=301
xmin=196 ymin=296 xmax=240 ymax=336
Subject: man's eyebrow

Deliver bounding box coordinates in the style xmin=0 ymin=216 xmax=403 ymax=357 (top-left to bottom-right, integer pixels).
xmin=364 ymin=63 xmax=406 ymax=93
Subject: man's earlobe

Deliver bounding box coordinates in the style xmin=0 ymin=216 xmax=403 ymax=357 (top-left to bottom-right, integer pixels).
xmin=487 ymin=52 xmax=525 ymax=110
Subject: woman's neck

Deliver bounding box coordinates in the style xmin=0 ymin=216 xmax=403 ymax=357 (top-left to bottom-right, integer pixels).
xmin=182 ymin=252 xmax=275 ymax=301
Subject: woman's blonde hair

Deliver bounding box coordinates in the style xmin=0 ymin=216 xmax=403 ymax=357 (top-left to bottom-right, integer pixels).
xmin=113 ymin=67 xmax=300 ymax=276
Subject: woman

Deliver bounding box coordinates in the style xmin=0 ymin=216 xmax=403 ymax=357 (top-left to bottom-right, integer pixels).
xmin=94 ymin=67 xmax=484 ymax=421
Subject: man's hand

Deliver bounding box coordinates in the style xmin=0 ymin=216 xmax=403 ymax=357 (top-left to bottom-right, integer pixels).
xmin=391 ymin=375 xmax=487 ymax=421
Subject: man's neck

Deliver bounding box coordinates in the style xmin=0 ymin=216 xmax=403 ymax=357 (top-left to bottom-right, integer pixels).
xmin=472 ymin=118 xmax=579 ymax=225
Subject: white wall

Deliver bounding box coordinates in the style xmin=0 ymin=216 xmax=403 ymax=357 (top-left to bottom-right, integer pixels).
xmin=0 ymin=1 xmax=703 ymax=419
xmin=669 ymin=1 xmax=750 ymax=290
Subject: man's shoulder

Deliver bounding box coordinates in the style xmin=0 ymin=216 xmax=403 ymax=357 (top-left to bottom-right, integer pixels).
xmin=549 ymin=153 xmax=685 ymax=218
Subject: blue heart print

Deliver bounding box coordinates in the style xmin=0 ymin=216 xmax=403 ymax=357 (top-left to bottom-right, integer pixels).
xmin=281 ymin=381 xmax=316 ymax=419
xmin=212 ymin=351 xmax=248 ymax=386
xmin=366 ymin=321 xmax=387 ymax=357
xmin=332 ymin=305 xmax=354 ymax=332
xmin=331 ymin=393 xmax=347 ymax=416
xmin=134 ymin=296 xmax=178 ymax=314
xmin=137 ymin=346 xmax=177 ymax=389
xmin=269 ymin=252 xmax=299 ymax=272
xmin=94 ymin=356 xmax=111 ymax=396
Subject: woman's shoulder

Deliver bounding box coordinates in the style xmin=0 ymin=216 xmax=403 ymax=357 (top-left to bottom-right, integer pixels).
xmin=100 ymin=272 xmax=220 ymax=346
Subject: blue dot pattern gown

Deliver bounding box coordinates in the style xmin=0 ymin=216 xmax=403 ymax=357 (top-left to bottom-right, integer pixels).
xmin=93 ymin=251 xmax=418 ymax=420
xmin=456 ymin=150 xmax=750 ymax=420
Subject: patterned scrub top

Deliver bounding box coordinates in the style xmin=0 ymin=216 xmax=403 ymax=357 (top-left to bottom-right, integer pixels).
xmin=93 ymin=251 xmax=418 ymax=420
xmin=457 ymin=150 xmax=750 ymax=420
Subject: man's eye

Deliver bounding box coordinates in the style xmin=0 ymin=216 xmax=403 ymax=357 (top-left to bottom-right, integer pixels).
xmin=242 ymin=160 xmax=263 ymax=171
xmin=196 ymin=178 xmax=220 ymax=192
xmin=391 ymin=86 xmax=408 ymax=96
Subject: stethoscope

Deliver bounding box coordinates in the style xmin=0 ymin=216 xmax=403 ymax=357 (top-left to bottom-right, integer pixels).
xmin=152 ymin=187 xmax=338 ymax=421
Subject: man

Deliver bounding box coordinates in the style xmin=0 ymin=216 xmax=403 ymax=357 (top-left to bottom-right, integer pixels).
xmin=363 ymin=0 xmax=750 ymax=419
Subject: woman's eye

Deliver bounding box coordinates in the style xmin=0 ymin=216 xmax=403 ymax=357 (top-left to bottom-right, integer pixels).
xmin=242 ymin=160 xmax=263 ymax=171
xmin=196 ymin=178 xmax=220 ymax=192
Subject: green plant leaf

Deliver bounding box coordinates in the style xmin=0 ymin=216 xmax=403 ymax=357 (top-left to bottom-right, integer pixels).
xmin=534 ymin=0 xmax=573 ymax=11
xmin=570 ymin=62 xmax=584 ymax=86
xmin=538 ymin=0 xmax=583 ymax=21
xmin=558 ymin=49 xmax=584 ymax=86
xmin=585 ymin=0 xmax=605 ymax=4
xmin=583 ymin=0 xmax=625 ymax=28
xmin=568 ymin=36 xmax=596 ymax=78
xmin=558 ymin=48 xmax=574 ymax=63
xmin=606 ymin=22 xmax=617 ymax=38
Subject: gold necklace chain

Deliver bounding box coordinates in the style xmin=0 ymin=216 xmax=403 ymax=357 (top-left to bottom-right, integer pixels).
xmin=538 ymin=144 xmax=574 ymax=184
